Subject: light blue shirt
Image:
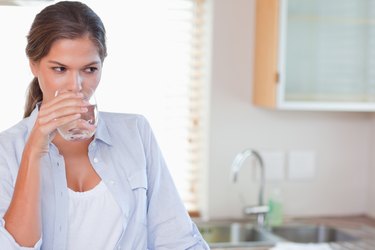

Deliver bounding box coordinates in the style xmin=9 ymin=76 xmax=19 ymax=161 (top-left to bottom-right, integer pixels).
xmin=0 ymin=106 xmax=209 ymax=250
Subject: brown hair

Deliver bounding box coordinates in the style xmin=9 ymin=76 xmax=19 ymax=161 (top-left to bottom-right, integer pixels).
xmin=24 ymin=1 xmax=107 ymax=118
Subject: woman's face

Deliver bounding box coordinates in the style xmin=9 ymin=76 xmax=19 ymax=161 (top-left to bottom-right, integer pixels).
xmin=30 ymin=35 xmax=102 ymax=103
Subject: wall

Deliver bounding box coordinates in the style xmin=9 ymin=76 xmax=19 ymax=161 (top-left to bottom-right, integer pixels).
xmin=204 ymin=0 xmax=372 ymax=219
xmin=369 ymin=116 xmax=375 ymax=217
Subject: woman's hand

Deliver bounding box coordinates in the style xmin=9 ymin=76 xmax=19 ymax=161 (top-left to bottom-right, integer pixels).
xmin=26 ymin=91 xmax=89 ymax=157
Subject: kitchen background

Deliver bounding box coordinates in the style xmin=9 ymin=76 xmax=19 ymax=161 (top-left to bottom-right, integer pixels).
xmin=202 ymin=0 xmax=375 ymax=220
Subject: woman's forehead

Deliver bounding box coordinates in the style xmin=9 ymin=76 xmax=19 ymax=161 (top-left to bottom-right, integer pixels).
xmin=43 ymin=36 xmax=101 ymax=65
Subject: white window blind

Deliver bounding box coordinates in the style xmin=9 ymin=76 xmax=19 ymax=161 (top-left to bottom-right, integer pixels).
xmin=0 ymin=0 xmax=207 ymax=214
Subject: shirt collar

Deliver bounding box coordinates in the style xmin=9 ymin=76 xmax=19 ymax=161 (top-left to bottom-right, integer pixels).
xmin=25 ymin=103 xmax=112 ymax=146
xmin=95 ymin=113 xmax=112 ymax=146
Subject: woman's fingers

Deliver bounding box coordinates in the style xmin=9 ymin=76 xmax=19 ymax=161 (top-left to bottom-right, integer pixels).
xmin=51 ymin=113 xmax=82 ymax=128
xmin=42 ymin=91 xmax=83 ymax=109
xmin=37 ymin=113 xmax=82 ymax=137
xmin=38 ymin=106 xmax=88 ymax=126
xmin=40 ymin=97 xmax=89 ymax=118
xmin=38 ymin=90 xmax=91 ymax=126
xmin=34 ymin=92 xmax=89 ymax=136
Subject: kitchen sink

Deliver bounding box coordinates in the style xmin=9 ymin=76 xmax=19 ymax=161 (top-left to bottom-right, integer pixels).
xmin=197 ymin=222 xmax=278 ymax=248
xmin=270 ymin=224 xmax=359 ymax=243
xmin=197 ymin=221 xmax=359 ymax=248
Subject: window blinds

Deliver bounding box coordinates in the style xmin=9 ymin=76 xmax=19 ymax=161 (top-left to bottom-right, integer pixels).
xmin=86 ymin=0 xmax=207 ymax=214
xmin=157 ymin=0 xmax=207 ymax=214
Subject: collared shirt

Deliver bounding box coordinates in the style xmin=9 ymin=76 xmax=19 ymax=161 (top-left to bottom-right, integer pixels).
xmin=0 ymin=106 xmax=209 ymax=250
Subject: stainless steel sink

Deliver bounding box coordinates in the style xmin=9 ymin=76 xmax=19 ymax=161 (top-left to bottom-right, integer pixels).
xmin=269 ymin=224 xmax=359 ymax=243
xmin=197 ymin=222 xmax=278 ymax=248
xmin=197 ymin=221 xmax=359 ymax=248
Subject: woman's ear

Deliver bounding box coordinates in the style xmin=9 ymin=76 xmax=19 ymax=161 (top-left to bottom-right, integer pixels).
xmin=29 ymin=60 xmax=39 ymax=77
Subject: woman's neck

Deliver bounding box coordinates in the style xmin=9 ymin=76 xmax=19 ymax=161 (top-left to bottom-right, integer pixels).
xmin=52 ymin=134 xmax=92 ymax=156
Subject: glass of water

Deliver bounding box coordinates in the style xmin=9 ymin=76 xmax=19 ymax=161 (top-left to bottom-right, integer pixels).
xmin=56 ymin=88 xmax=98 ymax=141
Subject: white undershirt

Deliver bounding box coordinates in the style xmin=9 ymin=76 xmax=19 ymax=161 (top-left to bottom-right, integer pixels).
xmin=67 ymin=181 xmax=123 ymax=250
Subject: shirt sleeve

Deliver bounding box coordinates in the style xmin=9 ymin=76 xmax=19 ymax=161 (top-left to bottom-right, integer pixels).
xmin=139 ymin=116 xmax=210 ymax=249
xmin=0 ymin=139 xmax=42 ymax=250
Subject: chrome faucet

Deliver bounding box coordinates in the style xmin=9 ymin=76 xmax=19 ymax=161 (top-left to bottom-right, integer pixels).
xmin=231 ymin=149 xmax=269 ymax=227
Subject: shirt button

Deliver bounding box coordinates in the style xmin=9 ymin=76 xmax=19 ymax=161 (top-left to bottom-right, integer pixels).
xmin=109 ymin=180 xmax=115 ymax=185
xmin=93 ymin=158 xmax=99 ymax=163
xmin=57 ymin=162 xmax=60 ymax=167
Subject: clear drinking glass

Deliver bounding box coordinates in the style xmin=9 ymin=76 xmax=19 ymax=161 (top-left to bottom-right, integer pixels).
xmin=56 ymin=88 xmax=98 ymax=141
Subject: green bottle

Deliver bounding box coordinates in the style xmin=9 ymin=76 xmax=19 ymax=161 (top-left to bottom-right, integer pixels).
xmin=267 ymin=187 xmax=283 ymax=227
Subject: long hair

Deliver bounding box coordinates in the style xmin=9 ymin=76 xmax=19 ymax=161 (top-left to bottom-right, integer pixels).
xmin=24 ymin=1 xmax=107 ymax=118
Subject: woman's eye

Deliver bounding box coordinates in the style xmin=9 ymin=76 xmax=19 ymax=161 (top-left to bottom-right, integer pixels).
xmin=84 ymin=67 xmax=98 ymax=73
xmin=52 ymin=67 xmax=66 ymax=72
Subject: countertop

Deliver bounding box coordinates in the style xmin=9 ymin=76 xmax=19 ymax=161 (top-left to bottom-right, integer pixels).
xmin=205 ymin=215 xmax=375 ymax=250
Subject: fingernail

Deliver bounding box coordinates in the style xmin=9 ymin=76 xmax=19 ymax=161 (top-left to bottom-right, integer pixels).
xmin=81 ymin=107 xmax=88 ymax=112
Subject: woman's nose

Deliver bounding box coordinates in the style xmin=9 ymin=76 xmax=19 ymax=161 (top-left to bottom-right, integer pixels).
xmin=67 ymin=72 xmax=83 ymax=92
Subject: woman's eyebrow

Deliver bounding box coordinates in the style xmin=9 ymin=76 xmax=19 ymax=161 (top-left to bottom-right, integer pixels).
xmin=47 ymin=60 xmax=101 ymax=67
xmin=83 ymin=61 xmax=101 ymax=67
xmin=47 ymin=60 xmax=67 ymax=66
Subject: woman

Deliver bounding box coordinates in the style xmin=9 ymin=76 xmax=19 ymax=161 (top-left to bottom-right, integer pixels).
xmin=0 ymin=1 xmax=209 ymax=249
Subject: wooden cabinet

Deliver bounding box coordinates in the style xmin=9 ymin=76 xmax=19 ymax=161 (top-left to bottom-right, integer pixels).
xmin=252 ymin=0 xmax=375 ymax=111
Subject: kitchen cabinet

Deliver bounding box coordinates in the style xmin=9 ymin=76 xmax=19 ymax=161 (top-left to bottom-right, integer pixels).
xmin=252 ymin=0 xmax=375 ymax=111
